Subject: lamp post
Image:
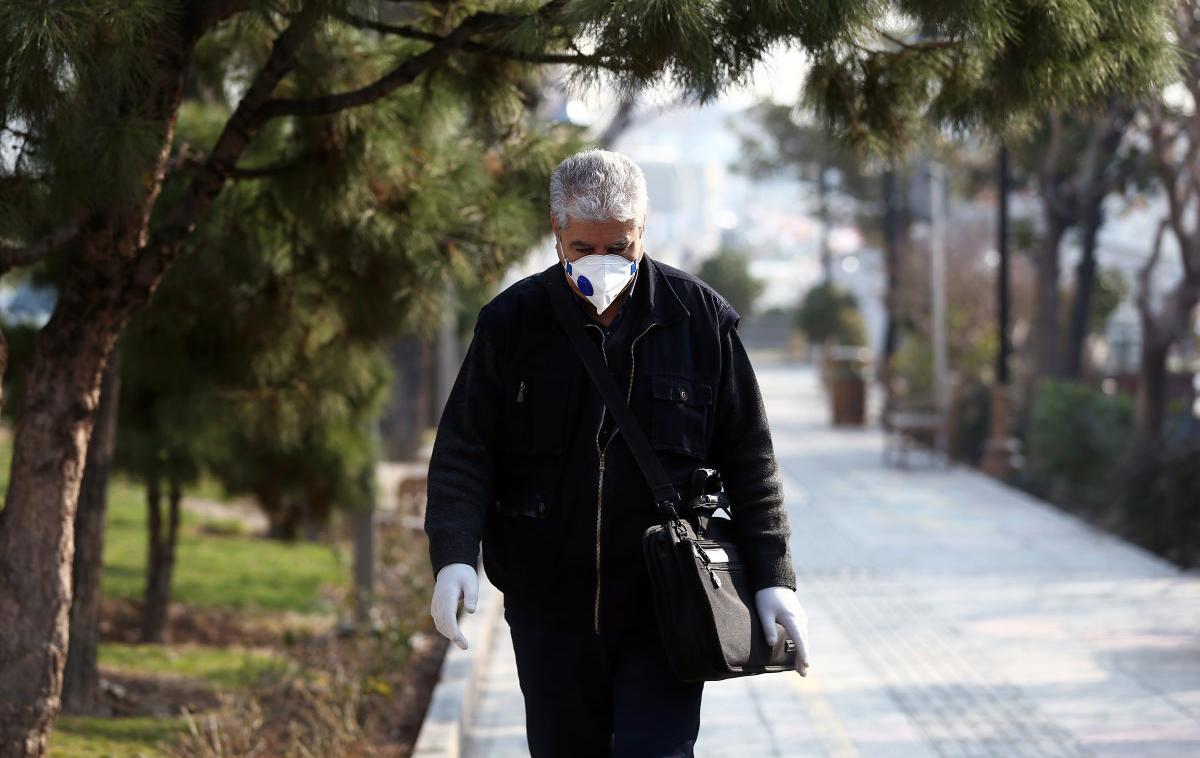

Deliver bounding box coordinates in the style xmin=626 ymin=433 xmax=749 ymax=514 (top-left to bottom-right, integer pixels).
xmin=982 ymin=145 xmax=1015 ymax=477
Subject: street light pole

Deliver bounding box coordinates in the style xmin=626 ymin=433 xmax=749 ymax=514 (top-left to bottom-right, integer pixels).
xmin=983 ymin=144 xmax=1015 ymax=477
xmin=930 ymin=162 xmax=948 ymax=414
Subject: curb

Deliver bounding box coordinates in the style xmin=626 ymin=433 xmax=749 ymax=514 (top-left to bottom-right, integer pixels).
xmin=411 ymin=563 xmax=504 ymax=758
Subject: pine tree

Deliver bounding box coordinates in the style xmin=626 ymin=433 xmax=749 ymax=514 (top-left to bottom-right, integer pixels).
xmin=0 ymin=1 xmax=1179 ymax=752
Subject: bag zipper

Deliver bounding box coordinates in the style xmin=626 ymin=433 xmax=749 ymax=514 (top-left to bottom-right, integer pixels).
xmin=691 ymin=540 xmax=745 ymax=590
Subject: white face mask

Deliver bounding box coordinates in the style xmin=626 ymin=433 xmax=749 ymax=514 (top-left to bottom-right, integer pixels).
xmin=558 ymin=242 xmax=638 ymax=314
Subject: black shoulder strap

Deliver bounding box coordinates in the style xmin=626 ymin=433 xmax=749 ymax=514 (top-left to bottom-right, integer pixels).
xmin=537 ymin=269 xmax=682 ymax=517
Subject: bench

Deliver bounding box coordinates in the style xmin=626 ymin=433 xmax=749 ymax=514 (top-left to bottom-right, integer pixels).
xmin=883 ymin=410 xmax=951 ymax=468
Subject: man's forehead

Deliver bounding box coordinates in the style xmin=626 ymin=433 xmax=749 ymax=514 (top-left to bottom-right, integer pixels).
xmin=559 ymin=216 xmax=641 ymax=243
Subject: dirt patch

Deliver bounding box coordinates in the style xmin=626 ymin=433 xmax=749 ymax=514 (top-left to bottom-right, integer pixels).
xmin=75 ymin=669 xmax=222 ymax=719
xmin=100 ymin=596 xmax=334 ymax=647
xmin=382 ymin=630 xmax=451 ymax=756
xmin=88 ymin=518 xmax=448 ymax=756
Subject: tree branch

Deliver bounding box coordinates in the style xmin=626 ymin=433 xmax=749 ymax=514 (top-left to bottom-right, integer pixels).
xmin=128 ymin=2 xmax=326 ymax=295
xmin=1136 ymin=218 xmax=1170 ymax=330
xmin=333 ymin=9 xmax=600 ymax=66
xmin=0 ymin=223 xmax=79 ymax=276
xmin=228 ymin=150 xmax=322 ymax=179
xmin=261 ymin=1 xmax=569 ymax=119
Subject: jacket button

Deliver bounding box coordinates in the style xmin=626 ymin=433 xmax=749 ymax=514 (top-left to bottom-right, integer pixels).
xmin=679 ymin=388 xmax=688 ymax=401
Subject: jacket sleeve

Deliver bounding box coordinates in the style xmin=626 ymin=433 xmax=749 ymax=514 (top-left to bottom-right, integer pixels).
xmin=709 ymin=303 xmax=797 ymax=593
xmin=424 ymin=306 xmax=505 ymax=580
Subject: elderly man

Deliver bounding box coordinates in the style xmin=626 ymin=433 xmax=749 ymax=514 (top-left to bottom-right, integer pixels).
xmin=425 ymin=148 xmax=809 ymax=757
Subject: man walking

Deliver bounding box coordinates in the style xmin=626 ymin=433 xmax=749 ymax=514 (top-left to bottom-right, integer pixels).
xmin=425 ymin=148 xmax=809 ymax=756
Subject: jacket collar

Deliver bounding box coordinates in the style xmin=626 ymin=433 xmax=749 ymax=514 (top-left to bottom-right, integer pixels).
xmin=538 ymin=251 xmax=690 ymax=332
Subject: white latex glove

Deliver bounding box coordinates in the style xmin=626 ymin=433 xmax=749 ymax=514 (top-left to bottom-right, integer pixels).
xmin=755 ymin=586 xmax=811 ymax=676
xmin=431 ymin=562 xmax=479 ymax=650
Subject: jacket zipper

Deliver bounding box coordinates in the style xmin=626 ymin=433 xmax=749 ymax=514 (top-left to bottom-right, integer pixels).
xmin=584 ymin=319 xmax=660 ymax=635
xmin=584 ymin=323 xmax=609 ymax=635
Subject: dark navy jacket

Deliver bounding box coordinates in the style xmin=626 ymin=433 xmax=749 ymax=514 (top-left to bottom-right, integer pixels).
xmin=424 ymin=252 xmax=796 ymax=640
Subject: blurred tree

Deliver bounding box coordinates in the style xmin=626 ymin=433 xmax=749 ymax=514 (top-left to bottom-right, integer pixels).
xmin=695 ymin=247 xmax=765 ymax=320
xmin=0 ymin=0 xmax=1180 ymax=749
xmin=1007 ymin=104 xmax=1136 ymax=382
xmin=797 ymin=282 xmax=866 ymax=348
xmin=1131 ymin=2 xmax=1200 ymax=449
xmin=731 ymin=102 xmax=879 ymax=282
xmin=731 ymin=100 xmax=926 ymax=420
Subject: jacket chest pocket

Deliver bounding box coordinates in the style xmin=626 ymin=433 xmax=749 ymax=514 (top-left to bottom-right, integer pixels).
xmin=504 ymin=367 xmax=570 ymax=458
xmin=649 ymin=373 xmax=713 ymax=458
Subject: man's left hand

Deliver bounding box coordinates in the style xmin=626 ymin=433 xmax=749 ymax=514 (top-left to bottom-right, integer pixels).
xmin=755 ymin=586 xmax=810 ymax=676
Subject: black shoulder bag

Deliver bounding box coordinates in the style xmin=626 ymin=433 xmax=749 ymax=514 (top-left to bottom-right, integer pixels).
xmin=538 ymin=271 xmax=797 ymax=682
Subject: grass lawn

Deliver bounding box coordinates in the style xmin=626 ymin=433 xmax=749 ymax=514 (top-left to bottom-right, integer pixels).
xmin=98 ymin=642 xmax=295 ymax=690
xmin=102 ymin=473 xmax=347 ymax=615
xmin=51 ymin=716 xmax=189 ymax=758
xmin=0 ymin=427 xmax=354 ymax=756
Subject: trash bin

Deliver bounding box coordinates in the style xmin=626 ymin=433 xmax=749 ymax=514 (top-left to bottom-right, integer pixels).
xmin=825 ymin=345 xmax=870 ymax=426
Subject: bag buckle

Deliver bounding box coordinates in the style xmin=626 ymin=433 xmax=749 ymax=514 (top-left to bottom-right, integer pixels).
xmin=655 ymin=495 xmax=681 ymax=520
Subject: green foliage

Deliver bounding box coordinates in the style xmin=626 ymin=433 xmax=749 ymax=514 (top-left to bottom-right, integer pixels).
xmin=0 ymin=0 xmax=1176 ymax=251
xmin=803 ymin=0 xmax=1178 ymax=157
xmin=1026 ymin=378 xmax=1133 ymax=505
xmin=0 ymin=0 xmax=175 ymax=229
xmin=561 ymin=0 xmax=881 ymax=103
xmin=1090 ymin=267 xmax=1129 ymax=335
xmin=796 ymin=281 xmax=866 ymax=346
xmin=890 ymin=331 xmax=936 ymax=409
xmin=695 ymin=247 xmax=765 ymax=319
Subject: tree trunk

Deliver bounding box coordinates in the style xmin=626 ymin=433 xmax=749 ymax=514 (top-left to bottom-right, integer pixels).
xmin=1064 ymin=197 xmax=1105 ymax=379
xmin=141 ymin=475 xmax=181 ymax=644
xmin=62 ymin=342 xmax=123 ymax=714
xmin=0 ymin=253 xmax=141 ymax=755
xmin=880 ymin=168 xmax=901 ymax=427
xmin=1034 ymin=219 xmax=1068 ymax=379
xmin=1133 ymin=331 xmax=1171 ymax=448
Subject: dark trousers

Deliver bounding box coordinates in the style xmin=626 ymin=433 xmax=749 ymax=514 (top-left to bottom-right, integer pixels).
xmin=503 ymin=601 xmax=705 ymax=757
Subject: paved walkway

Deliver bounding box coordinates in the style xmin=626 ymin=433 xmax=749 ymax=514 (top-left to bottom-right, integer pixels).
xmin=460 ymin=360 xmax=1200 ymax=757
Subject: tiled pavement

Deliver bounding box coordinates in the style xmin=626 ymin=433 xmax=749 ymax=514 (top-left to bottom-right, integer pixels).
xmin=459 ymin=359 xmax=1200 ymax=757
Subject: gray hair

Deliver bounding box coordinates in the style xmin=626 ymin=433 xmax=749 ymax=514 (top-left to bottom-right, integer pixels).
xmin=549 ymin=148 xmax=647 ymax=230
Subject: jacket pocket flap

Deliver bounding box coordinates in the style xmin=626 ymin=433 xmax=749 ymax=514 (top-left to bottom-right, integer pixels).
xmin=651 ymin=374 xmax=713 ymax=406
xmin=494 ymin=491 xmax=549 ymax=519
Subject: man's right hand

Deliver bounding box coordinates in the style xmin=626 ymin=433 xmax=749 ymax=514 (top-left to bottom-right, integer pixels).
xmin=431 ymin=563 xmax=479 ymax=650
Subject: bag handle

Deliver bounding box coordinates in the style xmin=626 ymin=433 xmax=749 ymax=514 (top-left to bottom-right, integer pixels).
xmin=537 ymin=269 xmax=684 ymax=520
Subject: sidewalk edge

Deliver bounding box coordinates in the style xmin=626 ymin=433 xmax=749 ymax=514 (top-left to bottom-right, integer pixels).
xmin=411 ymin=563 xmax=503 ymax=757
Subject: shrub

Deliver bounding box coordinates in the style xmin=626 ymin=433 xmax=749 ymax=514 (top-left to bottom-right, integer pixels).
xmin=1115 ymin=414 xmax=1200 ymax=567
xmin=950 ymin=380 xmax=991 ymax=465
xmin=1025 ymin=378 xmax=1133 ymax=509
